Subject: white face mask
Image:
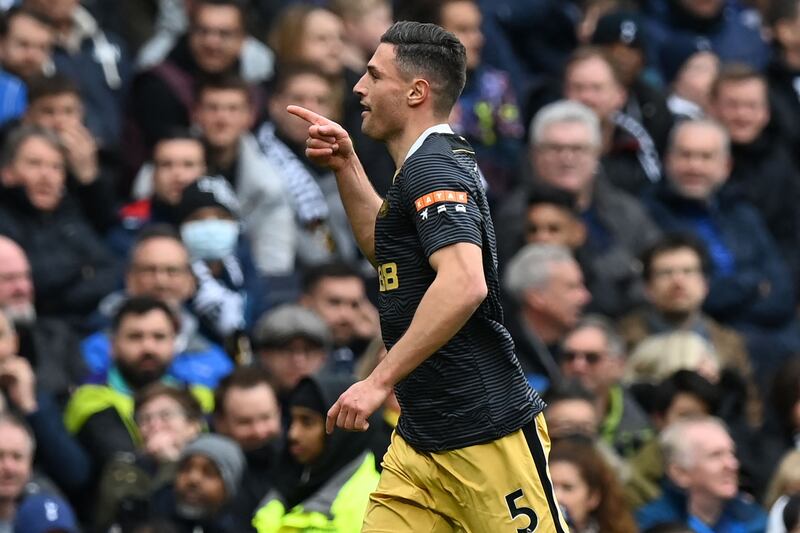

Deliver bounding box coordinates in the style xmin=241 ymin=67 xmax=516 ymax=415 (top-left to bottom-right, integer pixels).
xmin=180 ymin=219 xmax=239 ymax=260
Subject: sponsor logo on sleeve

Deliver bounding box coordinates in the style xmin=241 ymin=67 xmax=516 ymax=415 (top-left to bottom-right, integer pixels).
xmin=414 ymin=190 xmax=468 ymax=212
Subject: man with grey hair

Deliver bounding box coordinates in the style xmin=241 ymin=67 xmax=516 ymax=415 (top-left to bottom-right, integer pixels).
xmin=497 ymin=99 xmax=661 ymax=318
xmin=503 ymin=243 xmax=590 ymax=391
xmin=560 ymin=315 xmax=652 ymax=458
xmin=636 ymin=416 xmax=766 ymax=531
xmin=644 ymin=118 xmax=800 ymax=379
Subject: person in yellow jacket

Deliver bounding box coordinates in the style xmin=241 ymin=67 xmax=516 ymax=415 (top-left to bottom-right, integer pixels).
xmin=64 ymin=296 xmax=214 ymax=477
xmin=253 ymin=373 xmax=382 ymax=533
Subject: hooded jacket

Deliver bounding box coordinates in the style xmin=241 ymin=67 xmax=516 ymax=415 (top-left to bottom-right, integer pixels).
xmin=253 ymin=374 xmax=381 ymax=533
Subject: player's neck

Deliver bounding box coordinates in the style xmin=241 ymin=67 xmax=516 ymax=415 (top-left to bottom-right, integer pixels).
xmin=387 ymin=117 xmax=449 ymax=170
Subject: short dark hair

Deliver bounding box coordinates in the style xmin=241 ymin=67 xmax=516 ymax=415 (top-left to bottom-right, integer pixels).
xmin=640 ymin=233 xmax=711 ymax=282
xmin=767 ymin=0 xmax=800 ymax=27
xmin=302 ymin=262 xmax=364 ymax=294
xmin=214 ymin=366 xmax=275 ymax=418
xmin=134 ymin=383 xmax=204 ymax=422
xmin=0 ymin=6 xmax=54 ymax=37
xmin=269 ymin=62 xmax=334 ymax=97
xmin=544 ymin=380 xmax=596 ymax=405
xmin=111 ymin=296 xmax=180 ymax=334
xmin=710 ymin=63 xmax=767 ymax=101
xmin=565 ymin=46 xmax=625 ymax=88
xmin=652 ymin=370 xmax=720 ymax=416
xmin=26 ymin=74 xmax=80 ymax=104
xmin=191 ymin=0 xmax=247 ymax=28
xmin=197 ymin=75 xmax=253 ymax=104
xmin=527 ymin=185 xmax=580 ymax=214
xmin=380 ymin=21 xmax=466 ymax=115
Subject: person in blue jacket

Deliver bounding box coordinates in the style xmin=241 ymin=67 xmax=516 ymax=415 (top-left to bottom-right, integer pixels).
xmin=636 ymin=416 xmax=767 ymax=533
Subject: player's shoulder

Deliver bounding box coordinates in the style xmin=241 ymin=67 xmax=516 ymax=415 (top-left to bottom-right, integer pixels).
xmin=402 ymin=134 xmax=475 ymax=186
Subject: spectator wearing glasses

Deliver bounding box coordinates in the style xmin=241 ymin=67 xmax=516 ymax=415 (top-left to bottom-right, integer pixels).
xmin=619 ymin=234 xmax=759 ymax=425
xmin=94 ymin=384 xmax=204 ymax=531
xmin=496 ymin=100 xmax=660 ymax=318
xmin=559 ymin=315 xmax=653 ymax=459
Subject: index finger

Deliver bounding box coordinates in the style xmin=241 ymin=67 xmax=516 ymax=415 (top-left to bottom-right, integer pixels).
xmin=287 ymin=105 xmax=329 ymax=126
xmin=326 ymin=400 xmax=341 ymax=434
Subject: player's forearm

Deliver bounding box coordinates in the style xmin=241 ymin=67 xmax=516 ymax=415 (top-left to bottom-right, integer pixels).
xmin=334 ymin=155 xmax=384 ymax=264
xmin=370 ymin=267 xmax=487 ymax=388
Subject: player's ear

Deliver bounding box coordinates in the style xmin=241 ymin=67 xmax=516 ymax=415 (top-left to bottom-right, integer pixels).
xmin=407 ymin=78 xmax=430 ymax=109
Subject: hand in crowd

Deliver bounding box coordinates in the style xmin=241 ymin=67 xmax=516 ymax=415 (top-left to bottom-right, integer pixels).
xmin=0 ymin=356 xmax=37 ymax=414
xmin=144 ymin=430 xmax=185 ymax=463
xmin=59 ymin=122 xmax=99 ymax=185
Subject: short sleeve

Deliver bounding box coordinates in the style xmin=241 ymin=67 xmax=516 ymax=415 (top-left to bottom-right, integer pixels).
xmin=401 ymin=155 xmax=483 ymax=258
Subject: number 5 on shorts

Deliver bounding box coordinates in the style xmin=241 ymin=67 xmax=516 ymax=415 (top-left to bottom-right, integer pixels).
xmin=505 ymin=489 xmax=538 ymax=533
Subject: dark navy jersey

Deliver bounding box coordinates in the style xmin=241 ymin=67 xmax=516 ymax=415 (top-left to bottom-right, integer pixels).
xmin=374 ymin=132 xmax=544 ymax=452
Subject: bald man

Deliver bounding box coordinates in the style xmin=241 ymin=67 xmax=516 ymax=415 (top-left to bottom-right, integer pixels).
xmin=0 ymin=236 xmax=86 ymax=402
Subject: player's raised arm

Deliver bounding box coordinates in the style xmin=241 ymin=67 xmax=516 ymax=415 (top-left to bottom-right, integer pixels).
xmin=287 ymin=105 xmax=383 ymax=264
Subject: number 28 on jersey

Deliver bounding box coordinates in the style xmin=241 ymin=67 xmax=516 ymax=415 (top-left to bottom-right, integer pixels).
xmin=378 ymin=262 xmax=399 ymax=292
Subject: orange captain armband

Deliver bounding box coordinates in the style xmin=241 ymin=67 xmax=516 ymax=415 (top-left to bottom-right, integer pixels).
xmin=414 ymin=190 xmax=468 ymax=212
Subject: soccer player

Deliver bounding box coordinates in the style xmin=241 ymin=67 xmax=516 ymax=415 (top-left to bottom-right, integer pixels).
xmin=288 ymin=21 xmax=568 ymax=532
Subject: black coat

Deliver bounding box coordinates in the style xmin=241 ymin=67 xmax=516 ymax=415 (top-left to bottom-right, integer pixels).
xmin=0 ymin=189 xmax=121 ymax=325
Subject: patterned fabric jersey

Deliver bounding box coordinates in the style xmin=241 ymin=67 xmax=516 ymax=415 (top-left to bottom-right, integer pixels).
xmin=374 ymin=132 xmax=544 ymax=452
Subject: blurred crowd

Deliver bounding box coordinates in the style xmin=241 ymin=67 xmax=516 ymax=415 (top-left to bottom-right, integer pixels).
xmin=0 ymin=0 xmax=799 ymax=531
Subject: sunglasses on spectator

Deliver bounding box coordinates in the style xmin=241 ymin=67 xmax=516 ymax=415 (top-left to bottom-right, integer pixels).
xmin=562 ymin=350 xmax=605 ymax=365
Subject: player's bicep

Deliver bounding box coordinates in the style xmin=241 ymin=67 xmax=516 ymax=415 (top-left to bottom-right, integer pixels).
xmin=429 ymin=242 xmax=485 ymax=279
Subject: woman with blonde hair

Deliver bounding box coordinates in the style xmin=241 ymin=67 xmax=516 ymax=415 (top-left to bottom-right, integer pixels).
xmin=766 ymin=451 xmax=800 ymax=533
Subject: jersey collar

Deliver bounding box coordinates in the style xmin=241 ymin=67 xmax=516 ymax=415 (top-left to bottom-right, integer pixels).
xmin=402 ymin=123 xmax=454 ymax=164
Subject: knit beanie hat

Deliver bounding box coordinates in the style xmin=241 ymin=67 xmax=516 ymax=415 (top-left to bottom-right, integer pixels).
xmin=289 ymin=378 xmax=326 ymax=416
xmin=180 ymin=434 xmax=245 ymax=498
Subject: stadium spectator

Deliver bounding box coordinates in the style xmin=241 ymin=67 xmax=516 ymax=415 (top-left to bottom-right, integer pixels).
xmin=496 ymin=100 xmax=661 ymax=317
xmin=0 ymin=125 xmax=120 ymax=326
xmin=625 ymin=370 xmax=721 ymax=508
xmin=213 ymin=367 xmax=282 ymax=529
xmin=95 ymin=384 xmax=204 ymax=531
xmin=252 ymin=374 xmax=380 ymax=532
xmin=563 ymin=47 xmax=663 ymax=196
xmin=18 ymin=74 xmax=119 ymax=233
xmin=299 ymin=263 xmax=378 ymax=374
xmin=112 ymin=130 xmax=205 ymax=254
xmin=329 ymin=0 xmax=391 ymax=74
xmin=175 ymin=175 xmax=266 ymax=343
xmin=0 ymin=236 xmax=87 ymax=402
xmin=130 ymin=0 xmax=266 ymax=152
xmin=0 ymin=413 xmax=78 ymax=531
xmin=643 ymin=0 xmax=770 ymax=76
xmin=0 ymin=7 xmax=54 ymax=84
xmin=84 ymin=226 xmax=232 ymax=388
xmin=251 ymin=304 xmax=331 ymax=411
xmin=12 ymin=491 xmax=79 ymax=533
xmin=764 ymin=451 xmax=800 ymax=533
xmin=257 ymin=64 xmax=360 ymax=267
xmin=550 ymin=437 xmax=638 ymax=533
xmin=136 ymin=0 xmax=274 ymax=82
xmin=268 ymin=3 xmax=395 ymax=197
xmin=502 ymin=244 xmax=591 ymax=391
xmin=193 ymin=77 xmax=295 ymax=276
xmin=65 ymin=297 xmax=213 ymax=474
xmin=644 ymin=118 xmax=800 ymax=378
xmin=636 ymin=416 xmax=767 ymax=532
xmin=591 ymin=10 xmax=674 ymax=155
xmin=149 ymin=433 xmax=245 ymax=532
xmin=709 ymin=64 xmax=800 ymax=286
xmin=23 ymin=0 xmax=131 ymax=147
xmin=761 ymin=358 xmax=800 ymax=483
xmin=665 ymin=47 xmax=720 ymax=120
xmin=560 ymin=315 xmax=652 ymax=458
xmin=625 ymin=331 xmax=721 ymax=386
